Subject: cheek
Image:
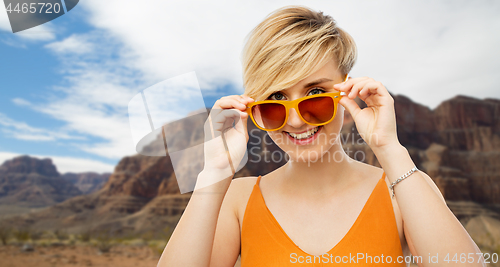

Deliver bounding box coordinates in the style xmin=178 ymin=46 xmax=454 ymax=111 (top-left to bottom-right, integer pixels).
xmin=329 ymin=105 xmax=344 ymax=132
xmin=319 ymin=105 xmax=344 ymax=138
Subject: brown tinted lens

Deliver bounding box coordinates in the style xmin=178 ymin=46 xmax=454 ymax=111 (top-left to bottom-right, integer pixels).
xmin=298 ymin=96 xmax=334 ymax=124
xmin=252 ymin=103 xmax=286 ymax=130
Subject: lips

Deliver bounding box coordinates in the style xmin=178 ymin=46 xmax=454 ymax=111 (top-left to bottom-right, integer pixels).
xmin=283 ymin=126 xmax=322 ymax=145
xmin=286 ymin=126 xmax=319 ymax=139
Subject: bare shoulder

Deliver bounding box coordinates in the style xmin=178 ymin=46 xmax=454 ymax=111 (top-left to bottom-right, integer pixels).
xmin=228 ymin=176 xmax=259 ymax=198
xmin=226 ymin=177 xmax=259 ymax=225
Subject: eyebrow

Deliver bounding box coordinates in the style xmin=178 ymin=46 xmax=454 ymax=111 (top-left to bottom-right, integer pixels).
xmin=268 ymin=78 xmax=335 ymax=99
xmin=303 ymin=78 xmax=333 ymax=88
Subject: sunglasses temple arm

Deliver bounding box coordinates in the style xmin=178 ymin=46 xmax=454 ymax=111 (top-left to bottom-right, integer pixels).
xmin=337 ymin=74 xmax=349 ymax=96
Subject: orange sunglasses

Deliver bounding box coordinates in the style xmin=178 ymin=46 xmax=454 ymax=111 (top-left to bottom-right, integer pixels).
xmin=246 ymin=75 xmax=348 ymax=131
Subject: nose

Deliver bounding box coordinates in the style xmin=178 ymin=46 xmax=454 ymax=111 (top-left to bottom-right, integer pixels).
xmin=286 ymin=108 xmax=306 ymax=129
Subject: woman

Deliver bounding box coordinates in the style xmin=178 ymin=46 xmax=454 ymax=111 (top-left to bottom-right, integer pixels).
xmin=158 ymin=5 xmax=484 ymax=266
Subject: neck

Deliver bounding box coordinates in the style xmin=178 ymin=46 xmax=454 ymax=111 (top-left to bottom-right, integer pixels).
xmin=280 ymin=142 xmax=356 ymax=197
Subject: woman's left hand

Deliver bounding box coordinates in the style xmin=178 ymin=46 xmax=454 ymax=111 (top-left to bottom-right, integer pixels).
xmin=333 ymin=76 xmax=400 ymax=152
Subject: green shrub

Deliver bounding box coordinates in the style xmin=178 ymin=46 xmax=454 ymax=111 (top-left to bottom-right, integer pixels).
xmin=141 ymin=231 xmax=153 ymax=244
xmin=0 ymin=224 xmax=11 ymax=245
xmin=94 ymin=230 xmax=113 ymax=253
xmin=13 ymin=228 xmax=30 ymax=242
xmin=77 ymin=229 xmax=92 ymax=243
xmin=54 ymin=229 xmax=69 ymax=241
xmin=30 ymin=230 xmax=43 ymax=242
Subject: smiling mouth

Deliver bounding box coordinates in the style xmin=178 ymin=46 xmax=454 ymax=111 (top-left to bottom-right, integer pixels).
xmin=284 ymin=126 xmax=320 ymax=140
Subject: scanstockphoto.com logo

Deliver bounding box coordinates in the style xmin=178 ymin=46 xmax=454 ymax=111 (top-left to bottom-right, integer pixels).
xmin=3 ymin=0 xmax=79 ymax=33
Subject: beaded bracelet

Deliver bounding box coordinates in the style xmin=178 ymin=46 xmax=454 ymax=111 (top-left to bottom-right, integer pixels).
xmin=389 ymin=166 xmax=418 ymax=198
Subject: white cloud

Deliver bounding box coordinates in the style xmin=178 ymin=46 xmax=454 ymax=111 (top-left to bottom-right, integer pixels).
xmin=33 ymin=65 xmax=140 ymax=158
xmin=44 ymin=34 xmax=94 ymax=54
xmin=9 ymin=26 xmax=56 ymax=41
xmin=12 ymin=98 xmax=31 ymax=106
xmin=79 ymin=0 xmax=280 ymax=91
xmin=10 ymin=0 xmax=499 ymax=162
xmin=341 ymin=0 xmax=500 ymax=107
xmin=0 ymin=112 xmax=82 ymax=141
xmin=0 ymin=152 xmax=114 ymax=173
xmin=76 ymin=0 xmax=500 ymax=108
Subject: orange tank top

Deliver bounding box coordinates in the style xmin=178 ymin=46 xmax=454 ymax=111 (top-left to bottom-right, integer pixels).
xmin=240 ymin=173 xmax=405 ymax=266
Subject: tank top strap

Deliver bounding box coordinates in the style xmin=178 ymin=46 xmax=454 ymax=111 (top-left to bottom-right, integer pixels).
xmin=256 ymin=175 xmax=262 ymax=185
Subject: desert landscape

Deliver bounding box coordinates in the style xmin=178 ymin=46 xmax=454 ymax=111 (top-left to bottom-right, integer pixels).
xmin=0 ymin=94 xmax=499 ymax=266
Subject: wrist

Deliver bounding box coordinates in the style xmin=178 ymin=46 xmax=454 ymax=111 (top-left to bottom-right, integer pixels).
xmin=194 ymin=168 xmax=233 ymax=192
xmin=199 ymin=167 xmax=234 ymax=179
xmin=372 ymin=141 xmax=405 ymax=157
xmin=374 ymin=143 xmax=416 ymax=183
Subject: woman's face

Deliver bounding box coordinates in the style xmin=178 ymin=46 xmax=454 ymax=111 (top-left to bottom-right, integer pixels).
xmin=265 ymin=59 xmax=345 ymax=163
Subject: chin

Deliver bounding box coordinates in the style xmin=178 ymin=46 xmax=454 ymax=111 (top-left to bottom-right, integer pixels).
xmin=288 ymin=144 xmax=337 ymax=163
xmin=286 ymin=150 xmax=325 ymax=163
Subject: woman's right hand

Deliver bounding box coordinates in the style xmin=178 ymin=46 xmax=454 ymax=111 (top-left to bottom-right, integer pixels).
xmin=197 ymin=95 xmax=254 ymax=189
xmin=159 ymin=94 xmax=254 ymax=266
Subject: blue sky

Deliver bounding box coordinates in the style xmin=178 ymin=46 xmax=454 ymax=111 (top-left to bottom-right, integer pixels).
xmin=0 ymin=5 xmax=119 ymax=172
xmin=0 ymin=0 xmax=499 ymax=173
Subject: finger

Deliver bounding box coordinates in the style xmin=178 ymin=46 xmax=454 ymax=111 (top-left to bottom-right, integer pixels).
xmin=236 ymin=95 xmax=254 ymax=105
xmin=207 ymin=117 xmax=244 ymax=143
xmin=333 ymin=76 xmax=370 ymax=92
xmin=241 ymin=94 xmax=254 ymax=101
xmin=232 ymin=95 xmax=254 ymax=105
xmin=228 ymin=110 xmax=248 ymax=135
xmin=234 ymin=95 xmax=245 ymax=103
xmin=234 ymin=111 xmax=247 ymax=135
xmin=347 ymin=79 xmax=371 ymax=99
xmin=368 ymin=81 xmax=390 ymax=97
xmin=211 ymin=96 xmax=252 ymax=128
xmin=358 ymin=81 xmax=392 ymax=106
xmin=219 ymin=95 xmax=252 ymax=104
xmin=339 ymin=96 xmax=362 ymax=119
xmin=208 ymin=109 xmax=245 ymax=136
xmin=204 ymin=109 xmax=248 ymax=141
xmin=358 ymin=85 xmax=370 ymax=98
xmin=218 ymin=95 xmax=245 ymax=104
xmin=215 ymin=98 xmax=247 ymax=111
xmin=357 ymin=80 xmax=380 ymax=101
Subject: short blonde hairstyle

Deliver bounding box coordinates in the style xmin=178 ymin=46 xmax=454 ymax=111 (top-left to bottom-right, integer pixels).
xmin=242 ymin=5 xmax=357 ymax=101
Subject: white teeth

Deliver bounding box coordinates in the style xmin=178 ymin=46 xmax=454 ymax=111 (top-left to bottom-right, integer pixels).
xmin=288 ymin=127 xmax=319 ymax=140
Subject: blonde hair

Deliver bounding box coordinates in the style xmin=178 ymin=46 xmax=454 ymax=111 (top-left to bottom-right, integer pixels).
xmin=242 ymin=5 xmax=357 ymax=101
